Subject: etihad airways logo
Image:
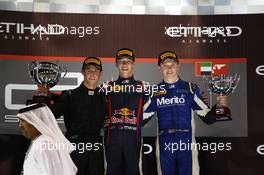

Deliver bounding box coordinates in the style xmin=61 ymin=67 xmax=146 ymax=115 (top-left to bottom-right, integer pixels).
xmin=164 ymin=24 xmax=242 ymax=44
xmin=0 ymin=22 xmax=100 ymax=41
xmin=165 ymin=24 xmax=242 ymax=38
xmin=157 ymin=95 xmax=185 ymax=107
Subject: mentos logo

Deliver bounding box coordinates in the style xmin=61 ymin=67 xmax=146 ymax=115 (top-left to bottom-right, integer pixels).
xmin=157 ymin=96 xmax=185 ymax=107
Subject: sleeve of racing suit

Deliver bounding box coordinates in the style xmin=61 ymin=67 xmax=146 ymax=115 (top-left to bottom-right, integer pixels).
xmin=49 ymin=90 xmax=70 ymax=119
xmin=100 ymin=81 xmax=111 ymax=128
xmin=140 ymin=80 xmax=151 ymax=104
xmin=142 ymin=93 xmax=156 ymax=126
xmin=190 ymin=83 xmax=216 ymax=125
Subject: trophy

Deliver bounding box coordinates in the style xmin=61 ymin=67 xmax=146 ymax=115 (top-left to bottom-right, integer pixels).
xmin=27 ymin=61 xmax=67 ymax=105
xmin=203 ymin=74 xmax=240 ymax=121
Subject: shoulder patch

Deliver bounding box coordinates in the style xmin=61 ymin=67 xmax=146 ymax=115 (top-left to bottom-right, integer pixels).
xmin=100 ymin=81 xmax=112 ymax=90
xmin=154 ymin=90 xmax=167 ymax=96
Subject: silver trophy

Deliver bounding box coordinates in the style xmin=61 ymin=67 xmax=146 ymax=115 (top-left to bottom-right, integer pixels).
xmin=27 ymin=61 xmax=67 ymax=104
xmin=203 ymin=74 xmax=240 ymax=121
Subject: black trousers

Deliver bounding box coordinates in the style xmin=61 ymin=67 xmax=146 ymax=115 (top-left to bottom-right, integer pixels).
xmin=104 ymin=130 xmax=142 ymax=175
xmin=69 ymin=135 xmax=104 ymax=175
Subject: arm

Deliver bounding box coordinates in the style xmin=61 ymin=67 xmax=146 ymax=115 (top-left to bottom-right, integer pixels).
xmin=142 ymin=93 xmax=156 ymax=126
xmin=37 ymin=84 xmax=70 ymax=119
xmin=191 ymin=83 xmax=216 ymax=125
xmin=100 ymin=81 xmax=111 ymax=128
xmin=49 ymin=90 xmax=70 ymax=119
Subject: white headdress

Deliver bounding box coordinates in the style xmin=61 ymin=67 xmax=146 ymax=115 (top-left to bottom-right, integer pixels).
xmin=18 ymin=103 xmax=77 ymax=175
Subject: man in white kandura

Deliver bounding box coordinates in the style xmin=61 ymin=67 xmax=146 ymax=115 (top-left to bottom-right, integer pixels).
xmin=18 ymin=103 xmax=77 ymax=175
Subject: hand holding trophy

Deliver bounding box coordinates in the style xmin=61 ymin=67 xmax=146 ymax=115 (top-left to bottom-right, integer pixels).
xmin=27 ymin=61 xmax=67 ymax=105
xmin=203 ymin=74 xmax=240 ymax=121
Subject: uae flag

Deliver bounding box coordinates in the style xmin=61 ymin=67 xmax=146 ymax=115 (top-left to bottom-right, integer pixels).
xmin=195 ymin=62 xmax=212 ymax=76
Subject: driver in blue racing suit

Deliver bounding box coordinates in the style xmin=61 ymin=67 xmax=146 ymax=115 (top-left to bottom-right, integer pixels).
xmin=143 ymin=51 xmax=227 ymax=175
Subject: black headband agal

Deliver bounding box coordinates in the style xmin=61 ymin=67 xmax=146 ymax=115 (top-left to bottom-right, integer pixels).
xmin=18 ymin=103 xmax=46 ymax=114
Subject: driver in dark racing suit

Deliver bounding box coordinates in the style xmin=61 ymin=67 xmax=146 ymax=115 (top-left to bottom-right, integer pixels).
xmin=36 ymin=57 xmax=107 ymax=175
xmin=102 ymin=48 xmax=149 ymax=175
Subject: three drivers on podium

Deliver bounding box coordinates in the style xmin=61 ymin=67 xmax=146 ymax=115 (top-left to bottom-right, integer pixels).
xmin=19 ymin=48 xmax=227 ymax=175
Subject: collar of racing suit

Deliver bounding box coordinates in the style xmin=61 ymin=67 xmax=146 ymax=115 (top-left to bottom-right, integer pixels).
xmin=80 ymin=81 xmax=99 ymax=92
xmin=162 ymin=78 xmax=180 ymax=88
xmin=116 ymin=75 xmax=136 ymax=84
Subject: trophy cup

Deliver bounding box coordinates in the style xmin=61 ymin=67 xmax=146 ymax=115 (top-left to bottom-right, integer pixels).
xmin=27 ymin=61 xmax=67 ymax=105
xmin=203 ymin=74 xmax=240 ymax=121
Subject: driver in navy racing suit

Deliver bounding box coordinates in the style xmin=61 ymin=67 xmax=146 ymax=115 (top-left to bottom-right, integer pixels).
xmin=143 ymin=51 xmax=227 ymax=175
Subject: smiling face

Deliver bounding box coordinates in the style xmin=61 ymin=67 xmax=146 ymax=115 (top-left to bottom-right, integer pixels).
xmin=82 ymin=65 xmax=102 ymax=89
xmin=116 ymin=57 xmax=135 ymax=78
xmin=159 ymin=59 xmax=180 ymax=83
xmin=18 ymin=119 xmax=40 ymax=140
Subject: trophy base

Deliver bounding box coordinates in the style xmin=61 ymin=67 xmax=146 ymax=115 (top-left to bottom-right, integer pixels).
xmin=214 ymin=106 xmax=232 ymax=121
xmin=26 ymin=95 xmax=52 ymax=106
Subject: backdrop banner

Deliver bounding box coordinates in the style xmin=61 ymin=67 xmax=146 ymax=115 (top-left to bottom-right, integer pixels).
xmin=0 ymin=11 xmax=263 ymax=175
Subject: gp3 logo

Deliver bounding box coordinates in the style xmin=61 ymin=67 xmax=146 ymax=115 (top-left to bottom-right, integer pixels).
xmin=256 ymin=65 xmax=264 ymax=75
xmin=5 ymin=72 xmax=82 ymax=110
xmin=256 ymin=145 xmax=264 ymax=155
